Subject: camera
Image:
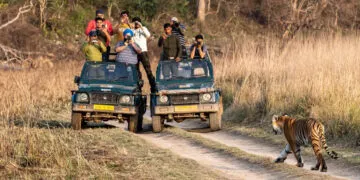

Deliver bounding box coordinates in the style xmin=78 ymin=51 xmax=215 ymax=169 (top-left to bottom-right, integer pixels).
xmin=174 ymin=22 xmax=180 ymax=28
xmin=125 ymin=36 xmax=132 ymax=42
xmin=197 ymin=41 xmax=201 ymax=46
xmin=102 ymin=24 xmax=106 ymax=28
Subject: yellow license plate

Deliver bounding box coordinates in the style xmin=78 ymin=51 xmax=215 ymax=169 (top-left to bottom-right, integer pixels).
xmin=174 ymin=105 xmax=198 ymax=112
xmin=93 ymin=104 xmax=114 ymax=111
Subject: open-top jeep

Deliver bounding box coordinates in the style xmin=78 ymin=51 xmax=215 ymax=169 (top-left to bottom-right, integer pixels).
xmin=72 ymin=61 xmax=146 ymax=132
xmin=150 ymin=56 xmax=223 ymax=132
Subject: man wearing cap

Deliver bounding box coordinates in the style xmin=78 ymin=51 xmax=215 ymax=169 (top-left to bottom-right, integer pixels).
xmin=114 ymin=28 xmax=142 ymax=65
xmin=170 ymin=17 xmax=186 ymax=57
xmin=114 ymin=10 xmax=131 ymax=42
xmin=131 ymin=17 xmax=157 ymax=93
xmin=85 ymin=9 xmax=113 ymax=36
xmin=81 ymin=30 xmax=107 ymax=62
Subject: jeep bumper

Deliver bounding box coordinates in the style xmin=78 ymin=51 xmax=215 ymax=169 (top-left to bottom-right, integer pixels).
xmin=72 ymin=103 xmax=136 ymax=115
xmin=154 ymin=103 xmax=220 ymax=115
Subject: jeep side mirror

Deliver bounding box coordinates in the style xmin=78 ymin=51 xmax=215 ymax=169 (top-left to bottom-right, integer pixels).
xmin=74 ymin=76 xmax=80 ymax=84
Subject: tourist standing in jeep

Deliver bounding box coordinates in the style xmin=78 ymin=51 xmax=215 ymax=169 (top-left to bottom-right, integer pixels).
xmin=114 ymin=10 xmax=131 ymax=42
xmin=82 ymin=30 xmax=107 ymax=62
xmin=114 ymin=28 xmax=142 ymax=64
xmin=85 ymin=9 xmax=114 ymax=36
xmin=158 ymin=23 xmax=181 ymax=61
xmin=170 ymin=17 xmax=186 ymax=57
xmin=190 ymin=34 xmax=208 ymax=59
xmin=85 ymin=9 xmax=113 ymax=61
xmin=132 ymin=17 xmax=157 ymax=93
xmin=158 ymin=23 xmax=182 ymax=78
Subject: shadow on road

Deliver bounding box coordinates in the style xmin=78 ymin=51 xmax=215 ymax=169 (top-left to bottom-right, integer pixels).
xmin=12 ymin=119 xmax=117 ymax=129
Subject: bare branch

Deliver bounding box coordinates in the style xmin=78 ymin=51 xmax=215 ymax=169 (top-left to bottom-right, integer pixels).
xmin=0 ymin=43 xmax=54 ymax=63
xmin=206 ymin=0 xmax=223 ymax=16
xmin=0 ymin=1 xmax=33 ymax=30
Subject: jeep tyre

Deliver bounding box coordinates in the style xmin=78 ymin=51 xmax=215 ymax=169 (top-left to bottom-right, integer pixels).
xmin=209 ymin=112 xmax=221 ymax=131
xmin=71 ymin=112 xmax=82 ymax=130
xmin=152 ymin=115 xmax=163 ymax=133
xmin=128 ymin=114 xmax=139 ymax=133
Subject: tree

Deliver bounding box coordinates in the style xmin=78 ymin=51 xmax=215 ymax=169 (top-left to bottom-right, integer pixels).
xmin=197 ymin=0 xmax=206 ymax=23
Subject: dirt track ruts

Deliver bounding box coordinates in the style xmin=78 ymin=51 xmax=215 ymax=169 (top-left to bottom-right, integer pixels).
xmin=166 ymin=119 xmax=360 ymax=180
xmin=101 ymin=110 xmax=360 ymax=180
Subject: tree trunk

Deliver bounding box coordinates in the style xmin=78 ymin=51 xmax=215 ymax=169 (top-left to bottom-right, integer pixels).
xmin=197 ymin=0 xmax=206 ymax=23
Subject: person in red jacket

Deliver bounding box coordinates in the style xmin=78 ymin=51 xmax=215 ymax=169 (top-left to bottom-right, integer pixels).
xmin=85 ymin=9 xmax=113 ymax=36
xmin=85 ymin=9 xmax=113 ymax=61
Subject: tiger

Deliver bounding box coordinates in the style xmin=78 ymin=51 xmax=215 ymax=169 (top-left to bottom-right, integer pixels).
xmin=272 ymin=114 xmax=338 ymax=172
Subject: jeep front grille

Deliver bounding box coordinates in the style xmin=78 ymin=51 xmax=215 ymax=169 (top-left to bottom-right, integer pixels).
xmin=170 ymin=94 xmax=199 ymax=105
xmin=90 ymin=93 xmax=118 ymax=105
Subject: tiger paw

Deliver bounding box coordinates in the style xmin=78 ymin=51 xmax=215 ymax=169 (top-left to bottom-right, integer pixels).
xmin=274 ymin=157 xmax=286 ymax=163
xmin=311 ymin=166 xmax=319 ymax=171
xmin=296 ymin=163 xmax=304 ymax=167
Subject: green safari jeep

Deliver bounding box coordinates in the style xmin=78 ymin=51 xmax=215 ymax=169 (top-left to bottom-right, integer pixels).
xmin=150 ymin=57 xmax=223 ymax=132
xmin=71 ymin=61 xmax=146 ymax=132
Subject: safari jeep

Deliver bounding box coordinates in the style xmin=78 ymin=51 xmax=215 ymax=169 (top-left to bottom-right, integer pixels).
xmin=71 ymin=61 xmax=146 ymax=132
xmin=150 ymin=57 xmax=223 ymax=132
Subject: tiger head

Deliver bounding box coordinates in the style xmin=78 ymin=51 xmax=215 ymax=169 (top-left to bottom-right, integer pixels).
xmin=272 ymin=114 xmax=289 ymax=135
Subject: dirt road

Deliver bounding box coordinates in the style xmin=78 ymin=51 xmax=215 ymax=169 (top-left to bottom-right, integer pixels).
xmin=167 ymin=119 xmax=360 ymax=180
xmin=108 ymin=121 xmax=302 ymax=180
xmin=105 ymin=112 xmax=360 ymax=180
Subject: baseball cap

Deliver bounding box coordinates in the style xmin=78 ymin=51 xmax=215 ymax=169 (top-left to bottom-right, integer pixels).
xmin=96 ymin=9 xmax=104 ymax=15
xmin=123 ymin=28 xmax=134 ymax=37
xmin=171 ymin=17 xmax=178 ymax=22
xmin=89 ymin=30 xmax=97 ymax=37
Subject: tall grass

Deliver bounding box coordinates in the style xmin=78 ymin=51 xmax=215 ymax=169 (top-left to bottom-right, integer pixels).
xmin=0 ymin=60 xmax=81 ymax=126
xmin=213 ymin=34 xmax=360 ymax=142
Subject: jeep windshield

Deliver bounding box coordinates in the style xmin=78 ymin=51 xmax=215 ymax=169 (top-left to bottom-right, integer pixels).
xmin=80 ymin=62 xmax=137 ymax=84
xmin=157 ymin=59 xmax=212 ymax=81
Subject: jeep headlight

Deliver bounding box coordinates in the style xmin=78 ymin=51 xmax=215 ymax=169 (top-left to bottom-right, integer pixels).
xmin=200 ymin=93 xmax=215 ymax=103
xmin=76 ymin=93 xmax=89 ymax=103
xmin=157 ymin=95 xmax=169 ymax=104
xmin=119 ymin=95 xmax=133 ymax=105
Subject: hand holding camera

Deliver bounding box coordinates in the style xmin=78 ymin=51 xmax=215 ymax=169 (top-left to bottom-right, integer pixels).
xmin=124 ymin=36 xmax=134 ymax=46
xmin=135 ymin=21 xmax=142 ymax=27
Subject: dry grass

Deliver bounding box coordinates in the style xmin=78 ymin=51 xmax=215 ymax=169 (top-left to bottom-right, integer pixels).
xmin=212 ymin=34 xmax=360 ymax=143
xmin=0 ymin=61 xmax=222 ymax=179
xmin=0 ymin=60 xmax=81 ymax=126
xmin=0 ymin=127 xmax=223 ymax=179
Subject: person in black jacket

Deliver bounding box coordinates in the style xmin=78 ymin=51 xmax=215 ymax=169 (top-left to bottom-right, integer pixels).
xmin=170 ymin=17 xmax=186 ymax=57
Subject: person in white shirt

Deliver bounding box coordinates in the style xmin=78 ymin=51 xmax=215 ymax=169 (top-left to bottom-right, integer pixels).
xmin=132 ymin=17 xmax=157 ymax=93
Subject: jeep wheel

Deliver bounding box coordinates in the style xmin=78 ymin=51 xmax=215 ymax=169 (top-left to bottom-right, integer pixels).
xmin=128 ymin=114 xmax=139 ymax=133
xmin=152 ymin=115 xmax=163 ymax=133
xmin=209 ymin=112 xmax=221 ymax=131
xmin=71 ymin=112 xmax=82 ymax=130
